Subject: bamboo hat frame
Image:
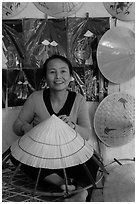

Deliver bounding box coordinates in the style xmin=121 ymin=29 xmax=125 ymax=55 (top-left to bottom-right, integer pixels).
xmin=5 ymin=114 xmax=109 ymax=198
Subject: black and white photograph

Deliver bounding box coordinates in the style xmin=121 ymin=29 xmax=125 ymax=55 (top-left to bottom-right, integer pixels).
xmin=2 ymin=2 xmax=135 ymax=202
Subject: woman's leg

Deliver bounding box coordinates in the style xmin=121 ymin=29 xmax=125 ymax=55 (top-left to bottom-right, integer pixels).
xmin=64 ymin=157 xmax=99 ymax=186
xmin=10 ymin=156 xmax=74 ymax=190
xmin=10 ymin=156 xmax=53 ymax=182
xmin=63 ymin=154 xmax=99 ymax=201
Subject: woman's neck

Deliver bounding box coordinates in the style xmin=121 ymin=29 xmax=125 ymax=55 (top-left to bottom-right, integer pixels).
xmin=50 ymin=89 xmax=68 ymax=103
xmin=49 ymin=89 xmax=68 ymax=113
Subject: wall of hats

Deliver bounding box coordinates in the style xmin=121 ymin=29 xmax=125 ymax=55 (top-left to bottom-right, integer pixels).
xmin=2 ymin=16 xmax=110 ymax=108
xmin=2 ymin=4 xmax=135 ymax=194
xmin=2 ymin=2 xmax=135 ymax=110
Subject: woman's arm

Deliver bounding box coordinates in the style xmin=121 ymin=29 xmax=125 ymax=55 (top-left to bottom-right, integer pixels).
xmin=59 ymin=114 xmax=91 ymax=141
xmin=76 ymin=96 xmax=97 ymax=143
xmin=13 ymin=93 xmax=35 ymax=136
xmin=74 ymin=124 xmax=91 ymax=141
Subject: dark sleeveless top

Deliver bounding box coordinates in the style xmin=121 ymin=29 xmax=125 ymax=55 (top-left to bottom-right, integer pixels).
xmin=43 ymin=88 xmax=76 ymax=116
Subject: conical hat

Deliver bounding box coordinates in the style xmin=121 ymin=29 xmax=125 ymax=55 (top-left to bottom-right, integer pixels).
xmin=103 ymin=162 xmax=135 ymax=202
xmin=103 ymin=2 xmax=135 ymax=21
xmin=97 ymin=26 xmax=135 ymax=84
xmin=2 ymin=2 xmax=28 ymax=19
xmin=11 ymin=115 xmax=94 ymax=169
xmin=94 ymin=93 xmax=135 ymax=147
xmin=33 ymin=2 xmax=83 ymax=18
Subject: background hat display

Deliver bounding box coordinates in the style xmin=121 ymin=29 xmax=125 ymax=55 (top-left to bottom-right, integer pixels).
xmin=2 ymin=2 xmax=28 ymax=19
xmin=97 ymin=26 xmax=135 ymax=84
xmin=33 ymin=2 xmax=83 ymax=18
xmin=11 ymin=114 xmax=94 ymax=169
xmin=94 ymin=92 xmax=135 ymax=147
xmin=103 ymin=2 xmax=135 ymax=21
xmin=103 ymin=161 xmax=135 ymax=202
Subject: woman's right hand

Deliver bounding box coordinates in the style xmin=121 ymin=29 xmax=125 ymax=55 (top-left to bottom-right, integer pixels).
xmin=58 ymin=115 xmax=76 ymax=130
xmin=21 ymin=123 xmax=33 ymax=134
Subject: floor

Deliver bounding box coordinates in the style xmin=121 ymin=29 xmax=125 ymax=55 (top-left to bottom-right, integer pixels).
xmin=2 ymin=158 xmax=104 ymax=202
xmin=2 ymin=156 xmax=135 ymax=202
xmin=2 ymin=160 xmax=67 ymax=202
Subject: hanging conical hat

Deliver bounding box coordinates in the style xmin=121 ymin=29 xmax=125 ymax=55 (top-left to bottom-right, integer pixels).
xmin=103 ymin=162 xmax=135 ymax=202
xmin=97 ymin=26 xmax=135 ymax=84
xmin=103 ymin=2 xmax=135 ymax=21
xmin=94 ymin=93 xmax=135 ymax=147
xmin=2 ymin=2 xmax=28 ymax=19
xmin=11 ymin=114 xmax=94 ymax=169
xmin=33 ymin=2 xmax=83 ymax=18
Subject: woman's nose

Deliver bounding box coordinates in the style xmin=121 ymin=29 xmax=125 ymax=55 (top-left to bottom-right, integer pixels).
xmin=55 ymin=72 xmax=60 ymax=79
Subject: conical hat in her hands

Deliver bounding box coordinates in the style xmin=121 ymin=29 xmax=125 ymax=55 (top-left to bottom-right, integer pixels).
xmin=94 ymin=93 xmax=135 ymax=147
xmin=11 ymin=114 xmax=94 ymax=169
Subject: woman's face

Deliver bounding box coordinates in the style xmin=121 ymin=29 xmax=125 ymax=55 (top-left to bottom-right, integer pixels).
xmin=46 ymin=58 xmax=72 ymax=91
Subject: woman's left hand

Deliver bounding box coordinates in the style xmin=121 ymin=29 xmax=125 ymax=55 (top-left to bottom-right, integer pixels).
xmin=59 ymin=115 xmax=90 ymax=140
xmin=58 ymin=115 xmax=76 ymax=129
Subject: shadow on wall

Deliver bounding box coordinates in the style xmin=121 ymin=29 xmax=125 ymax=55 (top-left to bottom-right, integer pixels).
xmin=88 ymin=101 xmax=99 ymax=151
xmin=2 ymin=106 xmax=22 ymax=153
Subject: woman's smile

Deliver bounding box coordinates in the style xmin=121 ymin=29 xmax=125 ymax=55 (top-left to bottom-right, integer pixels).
xmin=46 ymin=58 xmax=71 ymax=90
xmin=54 ymin=80 xmax=64 ymax=84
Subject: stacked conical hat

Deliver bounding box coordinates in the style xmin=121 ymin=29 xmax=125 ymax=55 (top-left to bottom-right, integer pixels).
xmin=94 ymin=93 xmax=135 ymax=147
xmin=11 ymin=114 xmax=94 ymax=169
xmin=103 ymin=162 xmax=135 ymax=202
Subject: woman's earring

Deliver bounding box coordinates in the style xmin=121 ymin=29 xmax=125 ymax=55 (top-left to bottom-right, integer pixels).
xmin=70 ymin=76 xmax=74 ymax=82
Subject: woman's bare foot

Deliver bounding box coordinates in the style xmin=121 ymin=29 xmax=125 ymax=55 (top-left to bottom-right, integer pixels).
xmin=43 ymin=173 xmax=76 ymax=191
xmin=63 ymin=190 xmax=88 ymax=202
xmin=60 ymin=184 xmax=75 ymax=191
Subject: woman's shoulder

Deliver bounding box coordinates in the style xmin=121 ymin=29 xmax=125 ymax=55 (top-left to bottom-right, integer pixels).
xmin=29 ymin=90 xmax=44 ymax=99
xmin=75 ymin=92 xmax=86 ymax=101
xmin=69 ymin=91 xmax=86 ymax=102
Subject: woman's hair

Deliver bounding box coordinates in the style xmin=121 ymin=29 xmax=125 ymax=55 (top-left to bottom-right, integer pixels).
xmin=43 ymin=55 xmax=73 ymax=77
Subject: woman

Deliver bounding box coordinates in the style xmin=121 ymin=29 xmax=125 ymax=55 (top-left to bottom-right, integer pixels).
xmin=11 ymin=55 xmax=99 ymax=195
xmin=13 ymin=55 xmax=94 ymax=141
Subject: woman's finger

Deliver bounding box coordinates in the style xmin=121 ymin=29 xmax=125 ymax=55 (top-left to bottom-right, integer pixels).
xmin=58 ymin=115 xmax=67 ymax=120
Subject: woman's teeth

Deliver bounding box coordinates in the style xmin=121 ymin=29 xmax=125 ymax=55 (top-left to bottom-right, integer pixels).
xmin=55 ymin=81 xmax=63 ymax=84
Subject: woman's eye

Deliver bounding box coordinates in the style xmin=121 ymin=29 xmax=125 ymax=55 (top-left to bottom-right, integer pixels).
xmin=49 ymin=70 xmax=55 ymax=74
xmin=61 ymin=70 xmax=66 ymax=73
